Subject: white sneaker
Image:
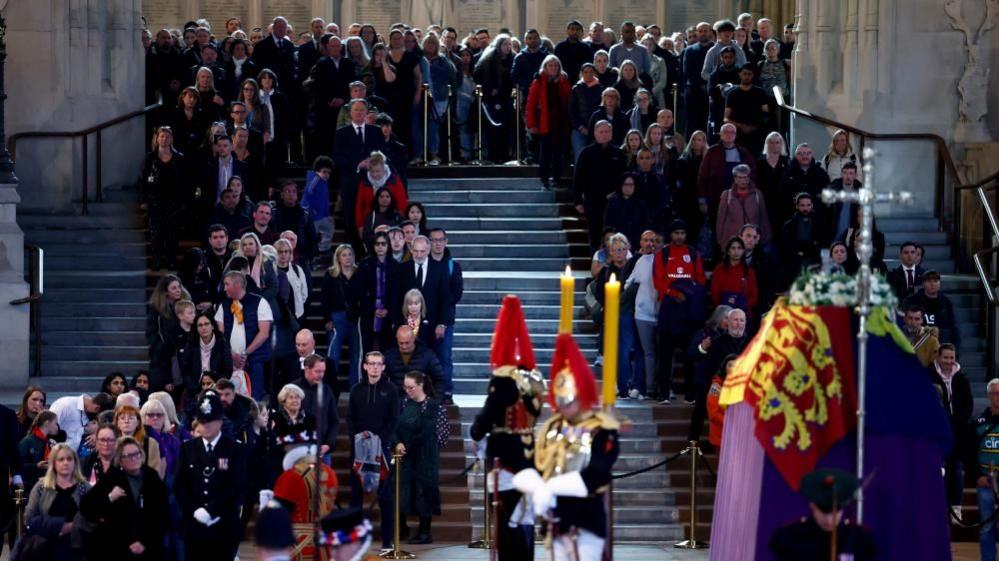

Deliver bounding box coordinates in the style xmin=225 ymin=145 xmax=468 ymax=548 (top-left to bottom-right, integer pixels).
xmin=628 ymin=389 xmax=643 ymax=400
xmin=659 ymin=397 xmax=672 ymax=405
xmin=594 ymin=355 xmax=604 ymax=366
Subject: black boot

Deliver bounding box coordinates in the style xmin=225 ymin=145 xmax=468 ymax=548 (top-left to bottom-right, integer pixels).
xmin=408 ymin=516 xmax=433 ymax=544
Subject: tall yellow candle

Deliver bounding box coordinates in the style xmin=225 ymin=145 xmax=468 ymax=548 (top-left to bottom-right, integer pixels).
xmin=602 ymin=273 xmax=620 ymax=408
xmin=559 ymin=266 xmax=574 ymax=334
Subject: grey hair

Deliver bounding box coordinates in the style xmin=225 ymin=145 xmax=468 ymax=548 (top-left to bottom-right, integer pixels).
xmin=733 ymin=164 xmax=752 ymax=176
xmin=608 ymin=232 xmax=630 ymax=250
xmin=277 ymin=383 xmax=305 ymax=404
xmin=706 ymin=305 xmax=733 ymax=330
xmin=988 ymin=379 xmax=999 ymax=394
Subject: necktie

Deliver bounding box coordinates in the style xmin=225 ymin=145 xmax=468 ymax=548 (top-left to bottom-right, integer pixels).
xmin=417 ymin=263 xmax=424 ymax=287
xmin=906 ymin=269 xmax=914 ymax=290
xmin=356 ymin=126 xmax=364 ymax=143
xmin=206 ymin=442 xmax=214 ymax=455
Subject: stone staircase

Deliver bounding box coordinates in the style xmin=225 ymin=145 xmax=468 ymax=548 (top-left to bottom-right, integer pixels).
xmin=879 ymin=214 xmax=989 ymax=386
xmin=19 ymin=189 xmax=149 ymax=392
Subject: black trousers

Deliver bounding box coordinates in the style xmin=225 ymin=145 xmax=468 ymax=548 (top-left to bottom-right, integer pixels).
xmin=687 ymin=381 xmax=712 ymax=441
xmin=496 ymin=489 xmax=535 ymax=561
xmin=683 ymin=87 xmax=708 ymax=137
xmin=350 ymin=468 xmax=395 ymax=547
xmin=537 ymin=132 xmax=566 ymax=183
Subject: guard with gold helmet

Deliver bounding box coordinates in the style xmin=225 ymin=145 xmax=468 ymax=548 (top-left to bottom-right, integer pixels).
xmin=469 ymin=295 xmax=546 ymax=561
xmin=513 ymin=333 xmax=620 ymax=561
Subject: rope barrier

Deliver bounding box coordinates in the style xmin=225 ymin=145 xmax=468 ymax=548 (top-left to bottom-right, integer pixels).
xmin=612 ymin=450 xmax=684 ymax=480
xmin=948 ymin=490 xmax=999 ymax=529
xmin=439 ymin=459 xmax=479 ymax=486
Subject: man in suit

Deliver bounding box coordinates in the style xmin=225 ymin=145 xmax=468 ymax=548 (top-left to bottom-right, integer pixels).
xmin=399 ymin=236 xmax=454 ymax=352
xmin=251 ymin=17 xmax=296 ymax=95
xmin=297 ymin=17 xmax=327 ymax=85
xmin=175 ymin=390 xmax=248 ymax=561
xmin=333 ymin=98 xmax=384 ymax=242
xmin=306 ymin=34 xmax=355 ymax=160
xmin=202 ymin=135 xmax=248 ymax=209
xmin=887 ymin=241 xmax=925 ymax=302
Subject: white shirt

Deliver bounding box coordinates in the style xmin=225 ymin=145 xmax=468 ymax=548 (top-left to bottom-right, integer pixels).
xmin=50 ymin=395 xmax=89 ymax=451
xmin=217 ymin=157 xmax=233 ymax=200
xmin=202 ymin=432 xmax=222 ymax=453
xmin=215 ymin=297 xmax=274 ymax=355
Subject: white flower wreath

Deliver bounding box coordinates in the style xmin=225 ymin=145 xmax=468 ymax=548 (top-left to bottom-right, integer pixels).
xmin=787 ymin=270 xmax=897 ymax=308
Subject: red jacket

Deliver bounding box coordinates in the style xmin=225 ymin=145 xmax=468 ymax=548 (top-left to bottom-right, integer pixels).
xmin=355 ymin=173 xmax=408 ymax=232
xmin=525 ymin=73 xmax=572 ymax=136
xmin=652 ymin=244 xmax=706 ymax=301
xmin=710 ymin=261 xmax=758 ymax=309
xmin=696 ymin=143 xmax=756 ymax=204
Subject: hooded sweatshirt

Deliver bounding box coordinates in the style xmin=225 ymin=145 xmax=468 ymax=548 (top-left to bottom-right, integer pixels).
xmin=348 ymin=375 xmax=400 ymax=453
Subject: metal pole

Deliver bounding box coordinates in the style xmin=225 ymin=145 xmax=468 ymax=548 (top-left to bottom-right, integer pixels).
xmin=379 ymin=454 xmax=415 ymax=559
xmin=473 ymin=85 xmax=483 ymax=165
xmin=446 ymin=84 xmax=454 ymax=166
xmin=505 ymin=88 xmax=523 ymax=166
xmin=81 ymin=135 xmax=89 ymax=215
xmin=674 ymin=441 xmax=708 ymax=549
xmin=14 ymin=487 xmax=25 ymax=538
xmin=95 ymin=130 xmax=102 ymax=202
xmin=672 ymin=83 xmax=678 ymax=135
xmin=422 ymin=84 xmax=429 ymax=166
xmin=468 ymin=458 xmax=492 ymax=548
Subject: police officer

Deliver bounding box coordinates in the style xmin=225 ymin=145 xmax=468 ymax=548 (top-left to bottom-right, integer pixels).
xmin=769 ymin=468 xmax=876 ymax=561
xmin=175 ymin=390 xmax=248 ymax=561
xmin=255 ymin=501 xmax=296 ymax=561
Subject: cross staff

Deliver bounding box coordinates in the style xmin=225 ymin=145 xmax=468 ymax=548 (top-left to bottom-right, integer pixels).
xmin=821 ymin=146 xmax=912 ymax=524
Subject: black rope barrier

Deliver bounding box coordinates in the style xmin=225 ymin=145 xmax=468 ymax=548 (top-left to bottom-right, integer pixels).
xmin=612 ymin=450 xmax=684 ymax=480
xmin=439 ymin=459 xmax=479 ymax=486
xmin=948 ymin=489 xmax=999 ymax=529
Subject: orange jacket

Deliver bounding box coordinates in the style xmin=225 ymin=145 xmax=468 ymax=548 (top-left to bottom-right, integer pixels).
xmin=525 ymin=73 xmax=572 ymax=135
xmin=707 ymin=375 xmax=726 ymax=448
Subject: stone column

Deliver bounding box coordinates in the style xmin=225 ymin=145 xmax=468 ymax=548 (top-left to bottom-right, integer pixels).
xmin=0 ymin=2 xmax=29 ymax=389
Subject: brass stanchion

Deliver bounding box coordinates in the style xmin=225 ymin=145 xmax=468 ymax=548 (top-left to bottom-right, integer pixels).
xmin=674 ymin=441 xmax=708 ymax=549
xmin=472 ymin=85 xmax=483 ymax=165
xmin=505 ymin=88 xmax=523 ymax=166
xmin=672 ymin=83 xmax=678 ymax=126
xmin=380 ymin=454 xmax=415 ymax=559
xmin=468 ymin=458 xmax=492 ymax=548
xmin=446 ymin=84 xmax=454 ymax=166
xmin=14 ymin=487 xmax=25 ymax=538
xmin=421 ymin=84 xmax=430 ymax=166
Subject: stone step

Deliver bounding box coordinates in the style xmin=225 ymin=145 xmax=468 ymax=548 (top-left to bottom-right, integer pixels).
xmin=877 ymin=216 xmax=940 ymax=232
xmin=457 ymin=290 xmax=584 ymax=306
xmin=18 ymin=214 xmax=146 ymax=229
xmin=882 ymin=244 xmax=952 ymax=260
xmin=448 ymin=244 xmax=570 ymax=258
xmin=421 ymin=203 xmax=560 ymax=218
xmin=39 ymin=243 xmax=149 ymax=258
xmin=408 ymin=178 xmax=543 ymax=192
xmin=41 ymin=302 xmax=147 ymax=317
xmin=462 ymin=274 xmax=589 ymax=291
xmin=883 ymin=258 xmax=952 ymax=272
xmin=42 ymin=288 xmax=148 ymax=303
xmin=883 ymin=231 xmax=949 ymax=245
xmin=46 ymin=254 xmax=148 ymax=270
xmin=24 ymin=228 xmax=147 ymax=244
xmin=459 ymin=257 xmax=587 ymax=271
xmin=454 ymin=317 xmax=596 ymax=334
xmin=44 ymin=345 xmax=148 ymax=361
xmin=429 ymin=216 xmax=568 ymax=231
xmin=43 ymin=270 xmax=147 ymax=289
xmin=36 ymin=360 xmax=148 ymax=380
xmin=40 ymin=330 xmax=145 ymax=346
xmin=440 ymin=230 xmax=574 ymax=244
xmin=40 ymin=316 xmax=145 ymax=331
xmin=421 ymin=190 xmax=555 ymax=203
xmin=454 ymin=303 xmax=590 ymax=319
xmin=453 ymin=331 xmax=598 ymax=346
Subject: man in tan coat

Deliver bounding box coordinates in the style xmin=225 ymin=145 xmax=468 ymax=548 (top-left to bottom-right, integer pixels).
xmin=903 ymin=304 xmax=940 ymax=368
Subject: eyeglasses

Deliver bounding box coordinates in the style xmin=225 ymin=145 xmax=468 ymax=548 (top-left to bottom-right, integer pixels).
xmin=121 ymin=451 xmax=143 ymax=461
xmin=373 ymin=242 xmax=388 ymax=247
xmin=97 ymin=437 xmax=117 ymax=444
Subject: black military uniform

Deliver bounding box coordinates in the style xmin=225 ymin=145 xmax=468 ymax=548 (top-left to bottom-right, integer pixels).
xmin=769 ymin=468 xmax=876 ymax=561
xmin=175 ymin=390 xmax=248 ymax=561
xmin=469 ymin=296 xmax=545 ymax=561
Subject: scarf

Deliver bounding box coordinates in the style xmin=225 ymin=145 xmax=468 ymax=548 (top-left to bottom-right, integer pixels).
xmin=200 ymin=334 xmax=216 ymax=372
xmin=233 ymin=57 xmax=246 ymax=80
xmin=366 ymin=167 xmax=392 ymax=190
xmin=284 ymin=264 xmax=308 ymax=318
xmin=260 ymin=89 xmax=276 ymax=141
xmin=230 ymin=301 xmax=244 ymax=325
xmin=248 ymin=254 xmax=262 ymax=287
xmin=32 ymin=428 xmax=52 ymax=460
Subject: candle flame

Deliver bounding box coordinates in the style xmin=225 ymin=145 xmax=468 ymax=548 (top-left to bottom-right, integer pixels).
xmin=564 ymin=265 xmax=571 ymax=276
xmin=609 ymin=273 xmax=617 ymax=283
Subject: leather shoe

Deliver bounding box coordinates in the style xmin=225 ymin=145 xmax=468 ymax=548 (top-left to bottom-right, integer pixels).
xmin=407 ymin=533 xmax=433 ymax=545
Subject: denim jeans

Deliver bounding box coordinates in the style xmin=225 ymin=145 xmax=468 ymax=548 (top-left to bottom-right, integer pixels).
xmin=327 ymin=311 xmax=362 ymax=389
xmin=245 ymin=357 xmax=266 ymax=401
xmin=617 ymin=315 xmax=644 ymax=395
xmin=432 ymin=324 xmax=454 ymax=395
xmin=635 ymin=319 xmax=658 ymax=395
xmin=570 ymin=130 xmax=588 ymax=165
xmin=980 ymin=482 xmax=998 ymax=561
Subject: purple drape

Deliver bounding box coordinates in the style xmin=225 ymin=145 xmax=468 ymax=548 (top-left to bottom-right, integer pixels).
xmin=708 ymin=403 xmax=765 ymax=561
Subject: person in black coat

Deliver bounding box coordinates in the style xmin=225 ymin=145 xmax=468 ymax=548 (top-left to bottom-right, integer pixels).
xmin=904 ymin=271 xmax=961 ymax=348
xmin=143 ymin=128 xmax=193 ymax=270
xmin=0 ymin=403 xmax=19 ymax=552
xmin=603 ymin=173 xmax=652 ymax=250
xmin=290 ymin=354 xmax=340 ymax=455
xmin=358 ymin=232 xmax=403 ymax=353
xmin=175 ymin=390 xmax=248 ymax=561
xmin=573 ymin=121 xmax=628 ymax=250
xmin=778 ymin=193 xmax=828 ymax=289
xmin=200 ymin=135 xmax=249 ymax=209
xmin=779 ymin=144 xmax=831 ymax=224
xmin=146 ymin=30 xmax=185 ymax=103
xmin=383 ymin=326 xmax=446 ymax=395
xmin=81 ymin=440 xmax=168 ymax=561
xmin=928 ymin=343 xmax=973 ymax=508
xmin=586 ymin=89 xmax=631 ymax=145
xmin=334 ymin=100 xmax=386 ymax=238
xmin=374 ymin=113 xmax=410 ymax=186
xmin=886 ymin=241 xmax=925 ymax=302
xmin=398 ymin=237 xmax=453 ymax=335
xmin=180 ymin=311 xmax=234 ymax=399
xmin=305 ymin=35 xmax=356 ymax=158
xmin=250 ymin=20 xmax=296 ymax=99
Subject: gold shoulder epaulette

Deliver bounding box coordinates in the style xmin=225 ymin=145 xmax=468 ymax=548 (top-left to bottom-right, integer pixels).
xmin=591 ymin=410 xmax=621 ymax=431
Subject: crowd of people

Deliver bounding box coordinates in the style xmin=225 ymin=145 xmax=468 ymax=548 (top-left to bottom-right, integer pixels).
xmin=0 ymin=8 xmax=977 ymax=561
